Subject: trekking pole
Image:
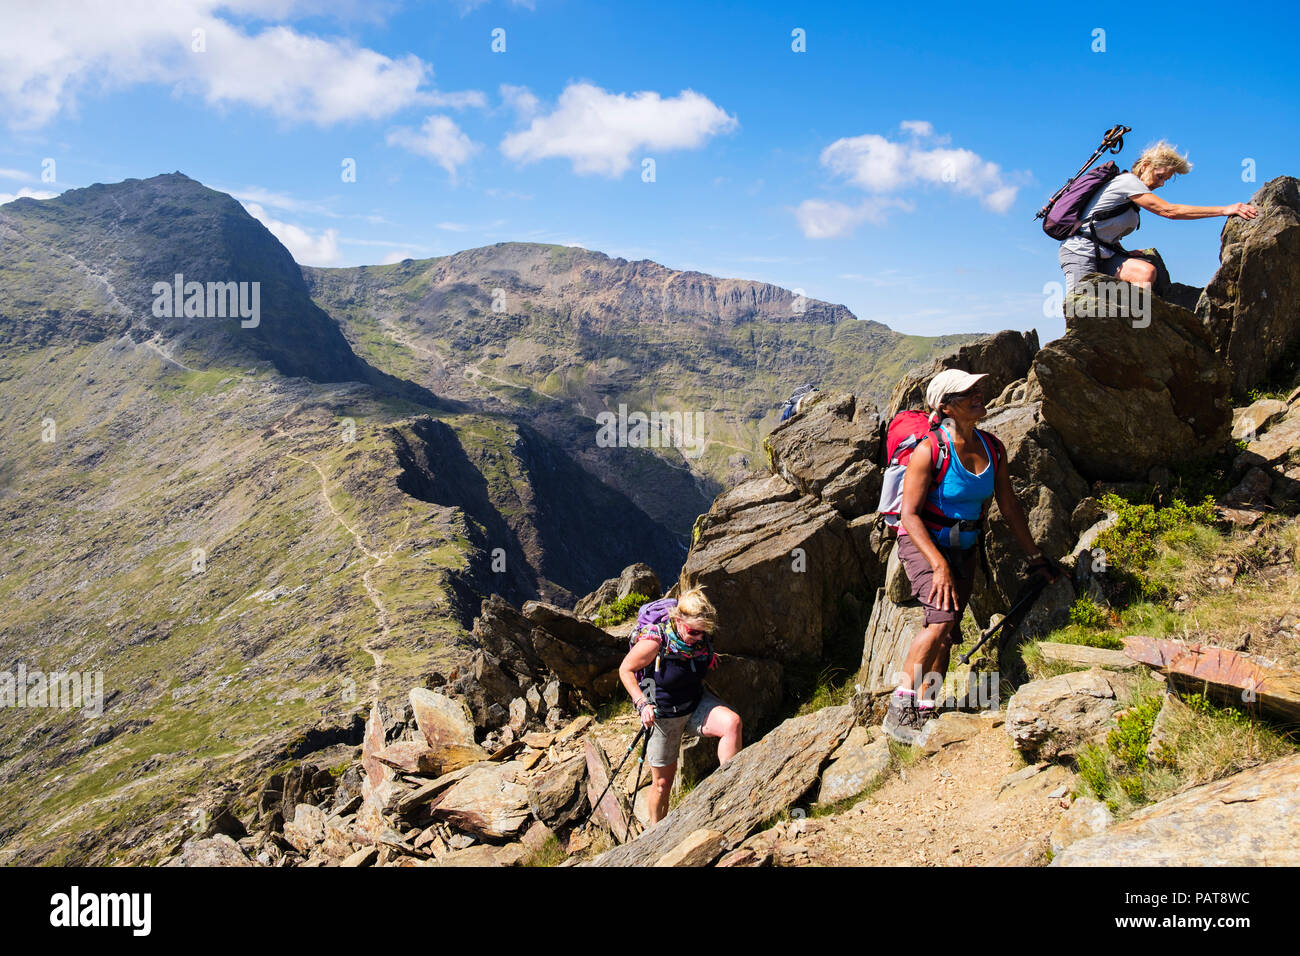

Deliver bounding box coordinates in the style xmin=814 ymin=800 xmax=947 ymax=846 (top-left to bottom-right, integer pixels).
xmin=1034 ymin=124 xmax=1131 ymax=221
xmin=623 ymin=730 xmax=651 ymax=843
xmin=957 ymin=573 xmax=1050 ymax=666
xmin=583 ymin=724 xmax=647 ymax=827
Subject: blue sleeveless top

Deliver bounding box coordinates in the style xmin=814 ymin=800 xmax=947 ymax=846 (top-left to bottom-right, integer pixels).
xmin=926 ymin=426 xmax=994 ymax=549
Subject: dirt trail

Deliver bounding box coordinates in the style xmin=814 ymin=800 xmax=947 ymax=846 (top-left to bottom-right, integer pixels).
xmin=285 ymin=452 xmax=393 ymax=698
xmin=799 ymin=717 xmax=1071 ymax=866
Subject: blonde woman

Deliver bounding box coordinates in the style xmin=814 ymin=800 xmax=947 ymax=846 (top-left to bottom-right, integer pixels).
xmin=618 ymin=587 xmax=742 ymax=825
xmin=1058 ymin=140 xmax=1259 ymax=295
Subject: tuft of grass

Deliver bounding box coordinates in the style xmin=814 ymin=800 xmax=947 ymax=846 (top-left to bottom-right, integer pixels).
xmin=593 ymin=592 xmax=653 ymax=629
xmin=521 ymin=834 xmax=567 ymax=868
xmin=796 ymin=665 xmax=854 ymax=716
xmin=1093 ymin=493 xmax=1221 ymax=603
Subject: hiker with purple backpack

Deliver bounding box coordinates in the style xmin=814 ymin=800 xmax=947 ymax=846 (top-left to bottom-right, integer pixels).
xmin=879 ymin=369 xmax=1060 ymax=745
xmin=1049 ymin=138 xmax=1258 ymax=297
xmin=617 ymin=587 xmax=742 ymax=825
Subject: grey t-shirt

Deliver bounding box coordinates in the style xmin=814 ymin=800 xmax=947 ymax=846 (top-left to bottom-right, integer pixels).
xmin=1061 ymin=171 xmax=1151 ymax=258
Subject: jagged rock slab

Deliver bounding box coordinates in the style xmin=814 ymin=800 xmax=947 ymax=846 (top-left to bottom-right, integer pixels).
xmin=574 ymin=563 xmax=662 ymax=619
xmin=918 ymin=711 xmax=987 ymax=753
xmin=583 ymin=738 xmax=630 ymax=841
xmin=409 ymin=689 xmax=489 ymax=772
xmin=432 ymin=763 xmax=532 ymax=840
xmin=1233 ymin=399 xmax=1289 ymax=440
xmin=817 ymin=725 xmax=890 ymax=804
xmin=521 ymin=602 xmax=627 ymax=698
xmin=587 ymin=705 xmax=854 ymax=867
xmin=1197 ymin=177 xmax=1300 ymax=397
xmin=1005 ymin=667 xmax=1125 ymax=759
xmin=527 ymin=753 xmax=588 ymax=829
xmin=854 ymin=587 xmax=925 ymax=704
xmin=1037 ymin=642 xmax=1139 ymax=671
xmin=1050 ymin=796 xmax=1113 ymax=853
xmin=1031 ymin=285 xmax=1233 ymax=480
xmin=1123 ymin=636 xmax=1300 ymax=724
xmin=654 ymin=828 xmax=728 ymax=867
xmin=1054 ymin=753 xmax=1300 ymax=865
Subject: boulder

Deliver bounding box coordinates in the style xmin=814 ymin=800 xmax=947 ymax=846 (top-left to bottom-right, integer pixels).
xmin=1197 ymin=176 xmax=1300 ymax=398
xmin=887 ymin=330 xmax=1040 ymax=419
xmin=1004 ymin=667 xmax=1126 ymax=760
xmin=762 ymin=391 xmax=882 ymax=519
xmin=372 ymin=741 xmax=439 ymax=775
xmin=704 ymin=654 xmax=783 ymax=733
xmin=520 ymin=602 xmax=628 ymax=699
xmin=587 ymin=705 xmax=854 ymax=867
xmin=1031 ymin=282 xmax=1233 ymax=480
xmin=680 ymin=474 xmax=870 ymax=664
xmin=409 ymin=689 xmax=489 ymax=772
xmin=816 ymin=725 xmax=891 ymax=804
xmin=432 ymin=763 xmax=532 ymax=840
xmin=654 ymin=828 xmax=728 ymax=867
xmin=177 ymin=834 xmax=254 ymax=867
xmin=583 ymin=737 xmax=630 ymax=841
xmin=1050 ymin=796 xmax=1113 ymax=853
xmin=917 ymin=711 xmax=987 ymax=752
xmin=1054 ymin=753 xmax=1300 ymax=865
xmin=1237 ymin=404 xmax=1300 ymax=466
xmin=526 ymin=754 xmax=589 ymax=829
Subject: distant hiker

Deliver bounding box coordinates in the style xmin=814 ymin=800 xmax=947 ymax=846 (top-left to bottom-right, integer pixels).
xmin=1057 ymin=140 xmax=1259 ymax=296
xmin=780 ymin=383 xmax=819 ymax=422
xmin=618 ymin=588 xmax=741 ymax=825
xmin=881 ymin=369 xmax=1059 ymax=745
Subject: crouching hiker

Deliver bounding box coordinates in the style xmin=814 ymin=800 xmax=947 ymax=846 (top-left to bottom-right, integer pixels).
xmin=879 ymin=369 xmax=1059 ymax=745
xmin=618 ymin=587 xmax=742 ymax=825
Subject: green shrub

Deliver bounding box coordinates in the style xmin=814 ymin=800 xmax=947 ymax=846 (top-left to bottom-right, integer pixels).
xmin=1093 ymin=493 xmax=1220 ymax=601
xmin=1068 ymin=596 xmax=1111 ymax=629
xmin=1107 ymin=696 xmax=1164 ymax=770
xmin=593 ymin=592 xmax=653 ymax=628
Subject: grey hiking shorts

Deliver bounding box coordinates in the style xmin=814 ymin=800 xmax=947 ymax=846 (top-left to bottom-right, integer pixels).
xmin=646 ymin=690 xmax=727 ymax=768
xmin=1058 ymin=243 xmax=1124 ymax=296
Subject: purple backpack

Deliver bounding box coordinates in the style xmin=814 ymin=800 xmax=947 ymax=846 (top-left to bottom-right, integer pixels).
xmin=1040 ymin=160 xmax=1124 ymax=240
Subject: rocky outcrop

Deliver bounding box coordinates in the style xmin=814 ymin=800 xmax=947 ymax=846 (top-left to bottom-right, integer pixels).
xmin=1054 ymin=753 xmax=1300 ymax=865
xmin=587 ymin=705 xmax=854 ymax=866
xmin=1197 ymin=177 xmax=1300 ymax=397
xmin=817 ymin=725 xmax=891 ymax=804
xmin=853 ymin=588 xmax=925 ymax=715
xmin=887 ymin=330 xmax=1040 ymax=419
xmin=1005 ymin=668 xmax=1127 ymax=760
xmin=763 ymin=391 xmax=882 ymax=519
xmin=1049 ymin=796 xmax=1113 ymax=854
xmin=573 ymin=563 xmax=662 ymax=619
xmin=1030 ymin=283 xmax=1233 ymax=481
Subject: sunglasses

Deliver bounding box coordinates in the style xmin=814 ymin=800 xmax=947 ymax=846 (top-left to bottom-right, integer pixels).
xmin=676 ymin=621 xmax=712 ymax=639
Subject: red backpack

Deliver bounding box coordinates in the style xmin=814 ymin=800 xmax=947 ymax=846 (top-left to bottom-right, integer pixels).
xmin=877 ymin=411 xmax=1005 ymax=535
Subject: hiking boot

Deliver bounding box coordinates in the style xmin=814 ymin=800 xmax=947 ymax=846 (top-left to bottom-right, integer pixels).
xmin=882 ymin=694 xmax=926 ymax=745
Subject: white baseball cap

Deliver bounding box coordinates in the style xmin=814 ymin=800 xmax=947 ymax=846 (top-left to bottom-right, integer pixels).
xmin=925 ymin=369 xmax=989 ymax=412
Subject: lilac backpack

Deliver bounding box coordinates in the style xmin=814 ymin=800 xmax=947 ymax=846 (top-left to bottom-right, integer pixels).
xmin=1040 ymin=160 xmax=1124 ymax=240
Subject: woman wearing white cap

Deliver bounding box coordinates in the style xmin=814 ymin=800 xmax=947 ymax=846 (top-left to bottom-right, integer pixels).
xmin=882 ymin=368 xmax=1059 ymax=744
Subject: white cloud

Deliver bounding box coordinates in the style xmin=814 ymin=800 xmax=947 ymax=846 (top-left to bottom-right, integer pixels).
xmin=242 ymin=201 xmax=340 ymax=266
xmin=0 ymin=1 xmax=439 ymax=129
xmin=499 ymin=83 xmax=539 ymax=118
xmin=0 ymin=187 xmax=58 ymax=205
xmin=500 ymin=82 xmax=738 ymax=177
xmin=381 ymin=250 xmax=417 ymax=264
xmin=818 ymin=123 xmax=1020 ymax=214
xmin=426 ymin=89 xmax=488 ymax=110
xmin=437 ymin=222 xmax=468 ymax=232
xmin=0 ymin=168 xmax=31 ymax=180
xmin=793 ymin=197 xmax=914 ymax=239
xmin=387 ymin=114 xmax=480 ymax=181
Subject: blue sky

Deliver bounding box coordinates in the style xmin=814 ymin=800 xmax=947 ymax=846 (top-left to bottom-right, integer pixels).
xmin=2 ymin=0 xmax=1297 ymax=341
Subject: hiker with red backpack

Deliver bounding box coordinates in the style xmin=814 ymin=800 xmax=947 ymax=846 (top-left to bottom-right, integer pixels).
xmin=879 ymin=369 xmax=1059 ymax=745
xmin=617 ymin=587 xmax=742 ymax=825
xmin=1045 ymin=133 xmax=1258 ymax=297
